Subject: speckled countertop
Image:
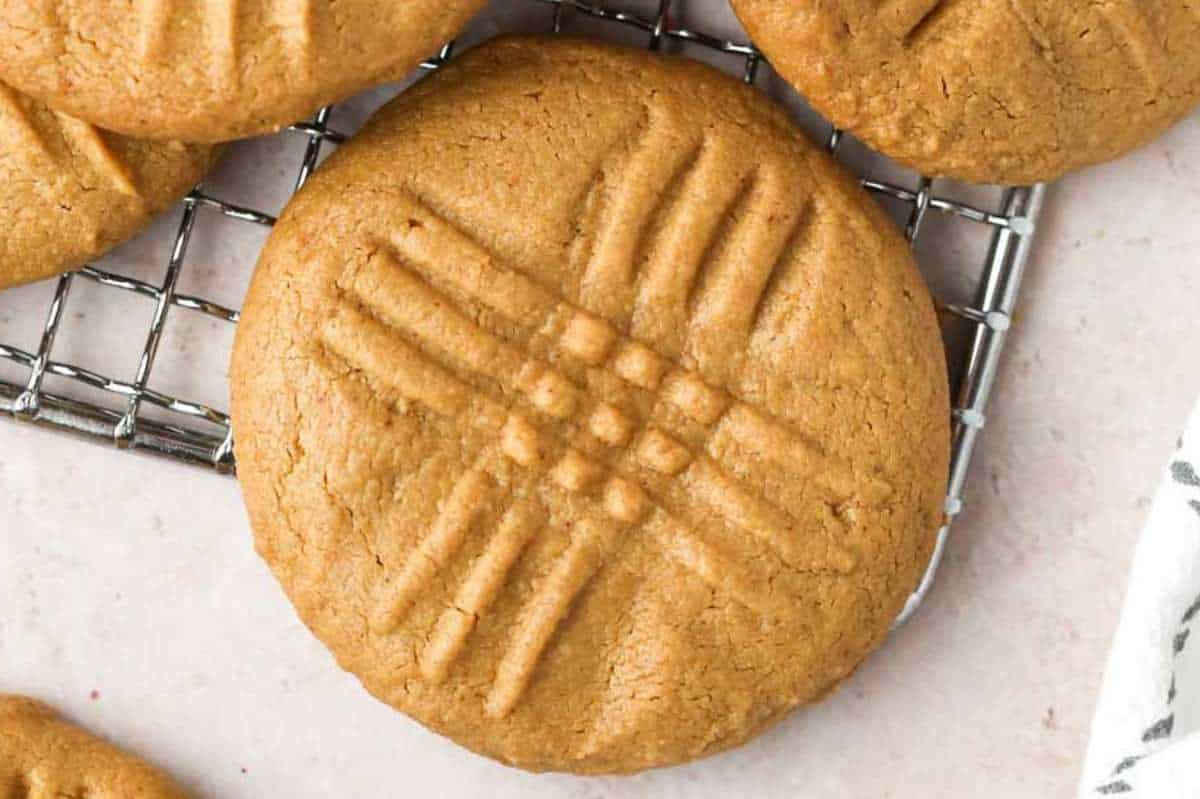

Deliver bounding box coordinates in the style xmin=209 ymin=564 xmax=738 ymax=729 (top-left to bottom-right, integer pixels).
xmin=1 ymin=3 xmax=1198 ymax=796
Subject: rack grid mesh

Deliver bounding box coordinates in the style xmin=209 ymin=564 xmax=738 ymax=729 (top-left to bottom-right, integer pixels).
xmin=0 ymin=0 xmax=1046 ymax=625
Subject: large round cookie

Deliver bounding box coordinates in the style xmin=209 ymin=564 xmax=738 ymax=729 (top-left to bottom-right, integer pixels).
xmin=732 ymin=0 xmax=1200 ymax=184
xmin=0 ymin=695 xmax=188 ymax=797
xmin=0 ymin=81 xmax=217 ymax=290
xmin=0 ymin=1 xmax=487 ymax=142
xmin=231 ymin=35 xmax=950 ymax=773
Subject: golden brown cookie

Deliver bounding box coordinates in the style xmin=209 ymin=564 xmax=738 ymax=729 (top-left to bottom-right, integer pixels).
xmin=731 ymin=0 xmax=1200 ymax=184
xmin=0 ymin=81 xmax=217 ymax=290
xmin=0 ymin=0 xmax=488 ymax=142
xmin=231 ymin=35 xmax=950 ymax=774
xmin=0 ymin=695 xmax=188 ymax=798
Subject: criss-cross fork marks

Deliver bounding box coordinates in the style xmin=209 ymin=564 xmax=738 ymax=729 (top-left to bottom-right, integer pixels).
xmin=322 ymin=261 xmax=850 ymax=605
xmin=337 ymin=236 xmax=867 ymax=569
xmin=136 ymin=0 xmax=312 ymax=72
xmin=316 ymin=187 xmax=886 ymax=713
xmin=354 ymin=448 xmax=628 ymax=716
xmin=323 ymin=306 xmax=639 ymax=715
xmin=0 ymin=85 xmax=140 ymax=198
xmin=380 ymin=193 xmax=889 ymax=507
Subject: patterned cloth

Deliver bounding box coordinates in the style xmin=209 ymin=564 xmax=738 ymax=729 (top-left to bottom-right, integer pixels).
xmin=1081 ymin=402 xmax=1200 ymax=796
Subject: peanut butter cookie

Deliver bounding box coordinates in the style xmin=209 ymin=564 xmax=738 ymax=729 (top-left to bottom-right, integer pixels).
xmin=231 ymin=35 xmax=950 ymax=773
xmin=0 ymin=81 xmax=217 ymax=290
xmin=0 ymin=0 xmax=487 ymax=142
xmin=732 ymin=0 xmax=1200 ymax=183
xmin=0 ymin=695 xmax=188 ymax=798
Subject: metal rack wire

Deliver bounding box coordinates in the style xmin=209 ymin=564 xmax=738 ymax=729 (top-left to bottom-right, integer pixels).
xmin=0 ymin=0 xmax=1045 ymax=625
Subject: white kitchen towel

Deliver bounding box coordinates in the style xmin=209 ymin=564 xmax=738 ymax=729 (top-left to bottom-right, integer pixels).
xmin=1080 ymin=400 xmax=1200 ymax=796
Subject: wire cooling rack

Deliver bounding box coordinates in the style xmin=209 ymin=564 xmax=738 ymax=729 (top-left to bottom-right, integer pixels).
xmin=0 ymin=0 xmax=1045 ymax=624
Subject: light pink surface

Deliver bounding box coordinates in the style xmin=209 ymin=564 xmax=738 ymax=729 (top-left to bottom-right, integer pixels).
xmin=1 ymin=3 xmax=1198 ymax=795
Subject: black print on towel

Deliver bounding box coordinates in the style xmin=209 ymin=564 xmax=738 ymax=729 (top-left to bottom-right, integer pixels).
xmin=1171 ymin=460 xmax=1200 ymax=488
xmin=1093 ymin=458 xmax=1200 ymax=794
